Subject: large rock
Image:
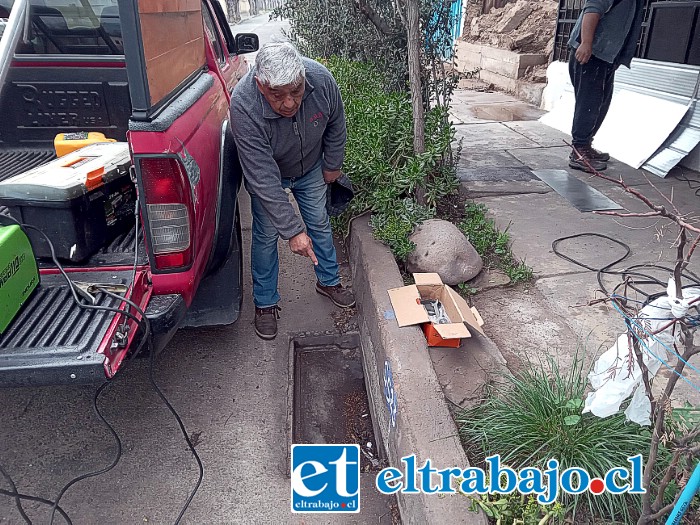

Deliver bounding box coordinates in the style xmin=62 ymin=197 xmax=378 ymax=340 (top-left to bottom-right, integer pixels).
xmin=406 ymin=219 xmax=483 ymax=285
xmin=494 ymin=0 xmax=533 ymax=34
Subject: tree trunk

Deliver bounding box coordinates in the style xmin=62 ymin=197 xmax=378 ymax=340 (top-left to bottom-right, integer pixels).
xmin=405 ymin=0 xmax=425 ymax=155
xmin=226 ymin=0 xmax=241 ymax=23
xmin=249 ymin=0 xmax=259 ymax=16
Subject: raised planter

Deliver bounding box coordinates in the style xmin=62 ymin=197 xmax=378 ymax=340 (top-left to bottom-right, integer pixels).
xmin=349 ymin=215 xmax=488 ymax=525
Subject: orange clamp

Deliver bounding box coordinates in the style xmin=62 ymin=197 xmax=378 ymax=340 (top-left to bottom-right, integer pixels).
xmin=85 ymin=167 xmax=105 ymax=191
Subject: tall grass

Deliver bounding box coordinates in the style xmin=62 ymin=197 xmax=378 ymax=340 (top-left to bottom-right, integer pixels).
xmin=457 ymin=357 xmax=651 ymax=523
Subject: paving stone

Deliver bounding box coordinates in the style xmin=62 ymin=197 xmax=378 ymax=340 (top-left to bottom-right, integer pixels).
xmin=455 ymin=122 xmax=539 ymax=149
xmin=458 ymin=148 xmax=527 ymax=169
xmin=503 ymin=121 xmax=571 ymax=147
xmin=460 ymin=180 xmax=552 ymax=197
xmin=457 ymin=166 xmax=536 ymax=182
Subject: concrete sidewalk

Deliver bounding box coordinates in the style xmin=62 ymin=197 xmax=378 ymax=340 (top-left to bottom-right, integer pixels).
xmin=450 ymin=88 xmax=700 ymax=406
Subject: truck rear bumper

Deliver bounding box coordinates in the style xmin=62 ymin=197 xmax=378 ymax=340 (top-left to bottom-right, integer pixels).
xmin=146 ymin=293 xmax=187 ymax=355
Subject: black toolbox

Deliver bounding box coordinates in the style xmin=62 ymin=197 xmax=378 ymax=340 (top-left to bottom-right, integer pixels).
xmin=0 ymin=143 xmax=134 ymax=262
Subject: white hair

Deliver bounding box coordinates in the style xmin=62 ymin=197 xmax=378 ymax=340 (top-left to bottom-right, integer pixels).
xmin=255 ymin=41 xmax=305 ymax=87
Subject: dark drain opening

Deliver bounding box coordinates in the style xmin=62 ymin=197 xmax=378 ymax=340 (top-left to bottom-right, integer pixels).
xmin=291 ymin=334 xmax=384 ymax=473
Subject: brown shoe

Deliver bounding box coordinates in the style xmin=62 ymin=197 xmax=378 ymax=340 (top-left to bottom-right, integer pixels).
xmin=589 ymin=147 xmax=610 ymax=162
xmin=569 ymin=146 xmax=607 ymax=173
xmin=255 ymin=305 xmax=280 ymax=340
xmin=316 ymin=282 xmax=356 ymax=308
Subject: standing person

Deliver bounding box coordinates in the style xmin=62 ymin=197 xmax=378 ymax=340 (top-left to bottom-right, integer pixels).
xmin=231 ymin=41 xmax=355 ymax=340
xmin=567 ymin=0 xmax=644 ymax=173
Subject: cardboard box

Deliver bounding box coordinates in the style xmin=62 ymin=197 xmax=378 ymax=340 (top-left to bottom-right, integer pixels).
xmin=388 ymin=273 xmax=484 ymax=347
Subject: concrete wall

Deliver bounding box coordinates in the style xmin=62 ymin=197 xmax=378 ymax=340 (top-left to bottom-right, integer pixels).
xmin=456 ymin=41 xmax=548 ymax=106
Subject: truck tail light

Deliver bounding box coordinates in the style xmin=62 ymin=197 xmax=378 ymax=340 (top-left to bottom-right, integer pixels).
xmin=139 ymin=157 xmax=194 ymax=270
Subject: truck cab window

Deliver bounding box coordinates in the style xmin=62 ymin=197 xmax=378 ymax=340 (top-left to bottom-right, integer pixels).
xmin=9 ymin=0 xmax=123 ymax=55
xmin=202 ymin=2 xmax=225 ymax=64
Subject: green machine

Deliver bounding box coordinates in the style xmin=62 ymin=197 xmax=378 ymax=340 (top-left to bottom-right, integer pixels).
xmin=0 ymin=224 xmax=39 ymax=334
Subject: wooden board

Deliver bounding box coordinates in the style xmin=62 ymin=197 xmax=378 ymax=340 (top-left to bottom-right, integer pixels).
xmin=138 ymin=0 xmax=205 ymax=105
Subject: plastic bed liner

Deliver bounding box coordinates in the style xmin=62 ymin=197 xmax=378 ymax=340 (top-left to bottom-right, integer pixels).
xmin=0 ymin=270 xmax=135 ymax=386
xmin=0 ymin=148 xmax=55 ymax=183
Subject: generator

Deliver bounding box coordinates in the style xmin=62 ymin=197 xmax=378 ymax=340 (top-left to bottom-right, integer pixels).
xmin=0 ymin=223 xmax=39 ymax=334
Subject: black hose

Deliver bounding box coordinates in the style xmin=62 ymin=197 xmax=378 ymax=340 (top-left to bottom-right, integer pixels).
xmin=552 ymin=233 xmax=700 ymax=306
xmin=1 ymin=215 xmax=203 ymax=525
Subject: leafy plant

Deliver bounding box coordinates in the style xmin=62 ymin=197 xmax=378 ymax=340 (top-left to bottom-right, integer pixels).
xmin=272 ymin=0 xmax=407 ymax=89
xmin=370 ymin=198 xmax=435 ymax=261
xmin=458 ymin=282 xmax=478 ymax=296
xmin=458 ymin=203 xmax=533 ymax=284
xmin=457 ymin=356 xmax=652 ymax=523
xmin=323 ymin=58 xmax=456 ymax=259
xmin=468 ymin=492 xmax=565 ymax=525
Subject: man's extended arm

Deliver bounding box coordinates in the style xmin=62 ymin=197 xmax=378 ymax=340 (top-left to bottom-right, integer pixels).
xmin=321 ymin=75 xmax=347 ymax=183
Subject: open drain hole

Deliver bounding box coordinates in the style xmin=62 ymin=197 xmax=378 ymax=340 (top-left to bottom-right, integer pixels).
xmin=291 ymin=334 xmax=385 ymax=473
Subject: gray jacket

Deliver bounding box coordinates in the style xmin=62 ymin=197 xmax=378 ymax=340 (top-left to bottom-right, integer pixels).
xmin=230 ymin=58 xmax=347 ymax=240
xmin=568 ymin=0 xmax=644 ymax=67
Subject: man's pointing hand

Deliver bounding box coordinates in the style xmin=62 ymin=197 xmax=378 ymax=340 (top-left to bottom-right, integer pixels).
xmin=289 ymin=232 xmax=319 ymax=265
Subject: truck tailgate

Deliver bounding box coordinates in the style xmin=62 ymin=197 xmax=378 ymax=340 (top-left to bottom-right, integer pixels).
xmin=0 ymin=269 xmax=151 ymax=387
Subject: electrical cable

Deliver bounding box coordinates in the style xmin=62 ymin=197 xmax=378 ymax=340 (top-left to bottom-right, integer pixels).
xmin=0 ymin=489 xmax=72 ymax=524
xmin=0 ymin=210 xmax=203 ymax=524
xmin=0 ymin=215 xmax=147 ymax=525
xmin=43 ymin=226 xmax=203 ymax=522
xmin=675 ymin=172 xmax=700 ymax=197
xmin=86 ymin=286 xmax=203 ymax=525
xmin=145 ymin=314 xmax=204 ymax=525
xmin=551 ymin=233 xmax=700 ymax=305
xmin=0 ymin=463 xmax=31 ymax=524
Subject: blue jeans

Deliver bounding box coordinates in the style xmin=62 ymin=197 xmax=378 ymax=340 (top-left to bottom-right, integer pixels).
xmin=250 ymin=162 xmax=340 ymax=308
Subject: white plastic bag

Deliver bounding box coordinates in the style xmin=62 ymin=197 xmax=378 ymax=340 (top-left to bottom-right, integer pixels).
xmin=583 ymin=280 xmax=700 ymax=425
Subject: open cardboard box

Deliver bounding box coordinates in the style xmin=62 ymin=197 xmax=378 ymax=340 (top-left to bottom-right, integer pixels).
xmin=388 ymin=273 xmax=484 ymax=348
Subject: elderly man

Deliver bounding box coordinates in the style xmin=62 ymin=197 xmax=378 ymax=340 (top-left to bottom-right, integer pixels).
xmin=567 ymin=0 xmax=644 ymax=173
xmin=231 ymin=42 xmax=355 ymax=340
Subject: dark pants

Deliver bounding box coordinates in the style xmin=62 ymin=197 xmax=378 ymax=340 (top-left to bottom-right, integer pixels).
xmin=569 ymin=52 xmax=617 ymax=148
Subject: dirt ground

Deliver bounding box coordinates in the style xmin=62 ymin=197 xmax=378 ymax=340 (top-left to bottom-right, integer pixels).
xmin=464 ymin=0 xmax=558 ymax=56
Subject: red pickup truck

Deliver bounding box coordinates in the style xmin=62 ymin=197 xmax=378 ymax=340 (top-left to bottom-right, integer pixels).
xmin=0 ymin=0 xmax=256 ymax=386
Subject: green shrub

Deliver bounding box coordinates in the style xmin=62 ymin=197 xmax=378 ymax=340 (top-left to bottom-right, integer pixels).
xmin=458 ymin=203 xmax=533 ymax=283
xmin=457 ymin=357 xmax=651 ymax=523
xmin=324 ymin=58 xmax=457 ymax=259
xmin=468 ymin=493 xmax=565 ymax=525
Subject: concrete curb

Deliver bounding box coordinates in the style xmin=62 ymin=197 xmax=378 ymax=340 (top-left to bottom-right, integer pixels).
xmin=349 ymin=216 xmax=487 ymax=525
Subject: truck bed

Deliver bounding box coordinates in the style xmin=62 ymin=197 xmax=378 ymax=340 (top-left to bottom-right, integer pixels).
xmin=0 ymin=148 xmax=56 ymax=183
xmin=0 ymin=271 xmax=132 ymax=385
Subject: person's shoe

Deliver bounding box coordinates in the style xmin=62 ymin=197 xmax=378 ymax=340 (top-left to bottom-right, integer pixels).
xmin=316 ymin=282 xmax=356 ymax=308
xmin=590 ymin=147 xmax=610 ymax=162
xmin=255 ymin=305 xmax=280 ymax=340
xmin=569 ymin=147 xmax=607 ymax=173
xmin=573 ymin=144 xmax=610 ymax=162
